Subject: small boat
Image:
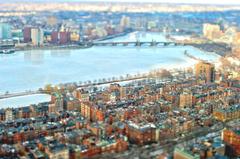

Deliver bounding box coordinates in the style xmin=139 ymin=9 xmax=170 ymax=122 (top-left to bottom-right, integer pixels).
xmin=0 ymin=49 xmax=15 ymax=54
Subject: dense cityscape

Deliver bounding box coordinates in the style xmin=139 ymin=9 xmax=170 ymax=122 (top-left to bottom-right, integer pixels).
xmin=0 ymin=1 xmax=240 ymax=159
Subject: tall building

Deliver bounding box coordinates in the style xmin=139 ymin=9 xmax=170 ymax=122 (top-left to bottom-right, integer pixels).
xmin=203 ymin=23 xmax=222 ymax=40
xmin=195 ymin=61 xmax=215 ymax=83
xmin=51 ymin=31 xmax=59 ymax=44
xmin=31 ymin=28 xmax=44 ymax=46
xmin=23 ymin=27 xmax=32 ymax=43
xmin=0 ymin=23 xmax=12 ymax=40
xmin=59 ymin=31 xmax=70 ymax=44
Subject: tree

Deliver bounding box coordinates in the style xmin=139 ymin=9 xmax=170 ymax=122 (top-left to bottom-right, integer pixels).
xmin=44 ymin=84 xmax=52 ymax=92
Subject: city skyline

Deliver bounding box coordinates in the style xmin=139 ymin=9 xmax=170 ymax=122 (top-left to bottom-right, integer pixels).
xmin=0 ymin=1 xmax=240 ymax=159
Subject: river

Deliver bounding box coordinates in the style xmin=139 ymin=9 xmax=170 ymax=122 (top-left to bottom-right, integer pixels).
xmin=0 ymin=32 xmax=220 ymax=94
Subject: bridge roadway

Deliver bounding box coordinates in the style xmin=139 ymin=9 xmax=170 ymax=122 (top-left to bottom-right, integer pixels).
xmin=79 ymin=41 xmax=188 ymax=47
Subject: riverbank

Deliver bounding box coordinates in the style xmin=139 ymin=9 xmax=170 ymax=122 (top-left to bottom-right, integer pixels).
xmin=168 ymin=35 xmax=230 ymax=57
xmin=189 ymin=43 xmax=231 ymax=56
xmin=184 ymin=50 xmax=202 ymax=61
xmin=15 ymin=45 xmax=90 ymax=52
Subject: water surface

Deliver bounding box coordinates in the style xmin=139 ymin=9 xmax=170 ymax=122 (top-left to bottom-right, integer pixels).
xmin=0 ymin=32 xmax=220 ymax=94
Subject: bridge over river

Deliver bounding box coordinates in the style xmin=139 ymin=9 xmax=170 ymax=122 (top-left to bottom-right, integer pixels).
xmin=79 ymin=41 xmax=189 ymax=47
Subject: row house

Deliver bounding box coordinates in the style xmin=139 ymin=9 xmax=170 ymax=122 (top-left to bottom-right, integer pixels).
xmin=125 ymin=121 xmax=156 ymax=145
xmin=213 ymin=104 xmax=240 ymax=122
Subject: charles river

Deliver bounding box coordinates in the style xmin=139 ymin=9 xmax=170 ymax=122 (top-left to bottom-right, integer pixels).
xmin=0 ymin=32 xmax=220 ymax=108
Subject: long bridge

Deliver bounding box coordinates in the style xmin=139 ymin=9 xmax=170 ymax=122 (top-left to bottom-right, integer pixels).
xmin=79 ymin=41 xmax=187 ymax=47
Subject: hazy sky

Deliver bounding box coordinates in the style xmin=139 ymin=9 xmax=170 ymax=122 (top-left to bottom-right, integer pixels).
xmin=8 ymin=0 xmax=240 ymax=5
xmin=90 ymin=0 xmax=240 ymax=4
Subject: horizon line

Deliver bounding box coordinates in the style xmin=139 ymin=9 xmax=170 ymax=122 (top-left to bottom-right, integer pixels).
xmin=3 ymin=0 xmax=240 ymax=6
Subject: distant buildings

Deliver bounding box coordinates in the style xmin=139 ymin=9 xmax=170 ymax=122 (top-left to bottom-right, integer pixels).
xmin=23 ymin=27 xmax=32 ymax=43
xmin=147 ymin=21 xmax=158 ymax=31
xmin=47 ymin=16 xmax=58 ymax=26
xmin=203 ymin=23 xmax=223 ymax=40
xmin=24 ymin=27 xmax=44 ymax=46
xmin=195 ymin=61 xmax=215 ymax=83
xmin=51 ymin=31 xmax=59 ymax=44
xmin=31 ymin=28 xmax=44 ymax=46
xmin=51 ymin=31 xmax=78 ymax=44
xmin=120 ymin=15 xmax=131 ymax=29
xmin=59 ymin=31 xmax=71 ymax=45
xmin=203 ymin=23 xmax=240 ymax=46
xmin=0 ymin=23 xmax=12 ymax=40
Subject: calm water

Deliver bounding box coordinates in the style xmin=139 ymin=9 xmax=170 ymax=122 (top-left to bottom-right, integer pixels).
xmin=0 ymin=32 xmax=220 ymax=94
xmin=0 ymin=94 xmax=51 ymax=109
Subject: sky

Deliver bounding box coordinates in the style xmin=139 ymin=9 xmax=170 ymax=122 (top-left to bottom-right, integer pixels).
xmin=88 ymin=0 xmax=240 ymax=4
xmin=6 ymin=0 xmax=240 ymax=5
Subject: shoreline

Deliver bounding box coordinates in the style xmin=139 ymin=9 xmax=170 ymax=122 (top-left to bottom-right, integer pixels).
xmin=167 ymin=35 xmax=229 ymax=57
xmin=15 ymin=45 xmax=90 ymax=52
xmin=189 ymin=43 xmax=230 ymax=57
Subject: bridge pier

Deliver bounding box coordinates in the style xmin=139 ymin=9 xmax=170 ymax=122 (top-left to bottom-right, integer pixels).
xmin=151 ymin=42 xmax=156 ymax=46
